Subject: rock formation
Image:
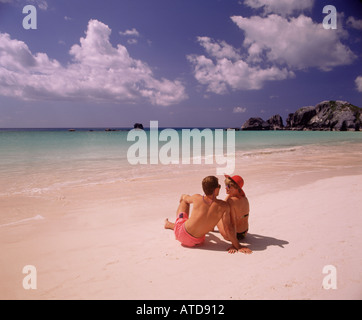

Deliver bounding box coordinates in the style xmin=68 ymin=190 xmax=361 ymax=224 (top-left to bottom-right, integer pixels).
xmin=134 ymin=123 xmax=144 ymax=130
xmin=286 ymin=101 xmax=361 ymax=131
xmin=241 ymin=115 xmax=284 ymax=130
xmin=267 ymin=114 xmax=284 ymax=130
xmin=241 ymin=101 xmax=361 ymax=131
xmin=241 ymin=117 xmax=270 ymax=130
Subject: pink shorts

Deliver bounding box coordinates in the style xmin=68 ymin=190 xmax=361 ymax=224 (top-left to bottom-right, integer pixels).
xmin=174 ymin=213 xmax=205 ymax=247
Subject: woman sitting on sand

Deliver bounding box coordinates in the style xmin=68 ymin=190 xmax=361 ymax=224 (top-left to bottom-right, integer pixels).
xmin=217 ymin=175 xmax=251 ymax=253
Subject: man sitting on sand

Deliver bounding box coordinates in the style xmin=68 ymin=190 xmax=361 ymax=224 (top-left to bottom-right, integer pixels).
xmin=217 ymin=175 xmax=252 ymax=254
xmin=164 ymin=176 xmax=251 ymax=254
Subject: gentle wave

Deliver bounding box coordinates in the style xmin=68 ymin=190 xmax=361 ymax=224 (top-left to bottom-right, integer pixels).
xmin=235 ymin=146 xmax=302 ymax=158
xmin=0 ymin=215 xmax=44 ymax=228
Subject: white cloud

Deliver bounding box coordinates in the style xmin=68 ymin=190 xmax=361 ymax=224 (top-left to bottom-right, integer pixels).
xmin=119 ymin=29 xmax=141 ymax=45
xmin=188 ymin=12 xmax=357 ymax=95
xmin=356 ymin=76 xmax=362 ymax=92
xmin=0 ymin=19 xmax=187 ymax=106
xmin=346 ymin=17 xmax=362 ymax=30
xmin=187 ymin=37 xmax=293 ymax=94
xmin=243 ymin=0 xmax=314 ymax=16
xmin=119 ymin=28 xmax=140 ymax=37
xmin=233 ymin=106 xmax=247 ymax=113
xmin=196 ymin=37 xmax=241 ymax=60
xmin=231 ymin=14 xmax=356 ymax=71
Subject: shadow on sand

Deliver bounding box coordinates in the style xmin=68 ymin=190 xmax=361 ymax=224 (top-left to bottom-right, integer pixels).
xmin=197 ymin=232 xmax=289 ymax=252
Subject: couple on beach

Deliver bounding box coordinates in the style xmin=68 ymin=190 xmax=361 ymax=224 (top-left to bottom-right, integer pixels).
xmin=164 ymin=175 xmax=252 ymax=254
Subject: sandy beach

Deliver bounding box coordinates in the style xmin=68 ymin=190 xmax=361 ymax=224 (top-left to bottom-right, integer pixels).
xmin=1 ymin=0 xmax=362 ymax=303
xmin=1 ymin=142 xmax=362 ymax=300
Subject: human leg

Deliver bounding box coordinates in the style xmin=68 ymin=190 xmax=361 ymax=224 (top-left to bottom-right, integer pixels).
xmin=176 ymin=200 xmax=190 ymax=216
xmin=217 ymin=219 xmax=230 ymax=241
xmin=164 ymin=200 xmax=190 ymax=230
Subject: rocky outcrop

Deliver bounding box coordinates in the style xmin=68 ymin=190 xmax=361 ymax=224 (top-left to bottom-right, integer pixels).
xmin=286 ymin=101 xmax=361 ymax=131
xmin=241 ymin=117 xmax=270 ymax=130
xmin=285 ymin=106 xmax=316 ymax=130
xmin=133 ymin=123 xmax=144 ymax=130
xmin=267 ymin=114 xmax=284 ymax=130
xmin=241 ymin=115 xmax=284 ymax=130
xmin=240 ymin=101 xmax=361 ymax=131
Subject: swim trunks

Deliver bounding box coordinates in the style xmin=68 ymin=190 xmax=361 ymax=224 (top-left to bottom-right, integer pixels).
xmin=174 ymin=212 xmax=205 ymax=247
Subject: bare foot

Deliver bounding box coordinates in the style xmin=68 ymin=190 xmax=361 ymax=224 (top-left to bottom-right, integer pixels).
xmin=239 ymin=246 xmax=252 ymax=254
xmin=164 ymin=218 xmax=175 ymax=230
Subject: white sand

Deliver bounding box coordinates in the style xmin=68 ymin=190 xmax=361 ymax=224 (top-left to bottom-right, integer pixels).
xmin=1 ymin=169 xmax=361 ymax=300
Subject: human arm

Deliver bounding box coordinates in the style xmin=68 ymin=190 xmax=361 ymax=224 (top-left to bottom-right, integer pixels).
xmin=221 ymin=205 xmax=240 ymax=253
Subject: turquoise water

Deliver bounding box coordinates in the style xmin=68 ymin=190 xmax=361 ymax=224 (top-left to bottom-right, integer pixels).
xmin=234 ymin=130 xmax=362 ymax=150
xmin=1 ymin=128 xmax=362 ymax=197
xmin=1 ymin=129 xmax=361 ymax=169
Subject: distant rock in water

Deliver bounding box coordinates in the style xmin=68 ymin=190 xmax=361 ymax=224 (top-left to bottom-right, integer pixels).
xmin=267 ymin=114 xmax=284 ymax=130
xmin=241 ymin=115 xmax=284 ymax=130
xmin=286 ymin=106 xmax=316 ymax=130
xmin=240 ymin=101 xmax=361 ymax=131
xmin=241 ymin=117 xmax=270 ymax=130
xmin=134 ymin=123 xmax=144 ymax=130
xmin=286 ymin=101 xmax=362 ymax=131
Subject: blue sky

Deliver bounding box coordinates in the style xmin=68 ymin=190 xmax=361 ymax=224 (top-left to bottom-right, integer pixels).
xmin=0 ymin=0 xmax=361 ymax=128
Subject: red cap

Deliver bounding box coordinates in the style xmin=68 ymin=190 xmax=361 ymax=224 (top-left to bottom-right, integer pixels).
xmin=224 ymin=175 xmax=245 ymax=196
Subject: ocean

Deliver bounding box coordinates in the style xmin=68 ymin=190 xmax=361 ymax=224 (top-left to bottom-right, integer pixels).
xmin=1 ymin=128 xmax=362 ymax=225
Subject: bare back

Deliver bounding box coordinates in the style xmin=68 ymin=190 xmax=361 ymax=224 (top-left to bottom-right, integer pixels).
xmin=185 ymin=195 xmax=229 ymax=238
xmin=227 ymin=196 xmax=249 ymax=233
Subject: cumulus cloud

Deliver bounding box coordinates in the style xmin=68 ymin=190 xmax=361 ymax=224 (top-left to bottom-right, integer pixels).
xmin=243 ymin=0 xmax=314 ymax=16
xmin=188 ymin=11 xmax=357 ymax=95
xmin=196 ymin=36 xmax=242 ymax=60
xmin=187 ymin=37 xmax=293 ymax=94
xmin=356 ymin=76 xmax=362 ymax=93
xmin=0 ymin=19 xmax=187 ymax=106
xmin=231 ymin=14 xmax=356 ymax=71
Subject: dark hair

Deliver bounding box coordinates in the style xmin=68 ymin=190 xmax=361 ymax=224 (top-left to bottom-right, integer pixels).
xmin=202 ymin=176 xmax=220 ymax=196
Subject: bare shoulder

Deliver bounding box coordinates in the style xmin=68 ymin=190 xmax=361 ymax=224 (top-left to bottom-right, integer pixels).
xmin=190 ymin=194 xmax=203 ymax=203
xmin=226 ymin=196 xmax=241 ymax=207
xmin=214 ymin=199 xmax=230 ymax=210
xmin=214 ymin=198 xmax=227 ymax=205
xmin=192 ymin=194 xmax=203 ymax=200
